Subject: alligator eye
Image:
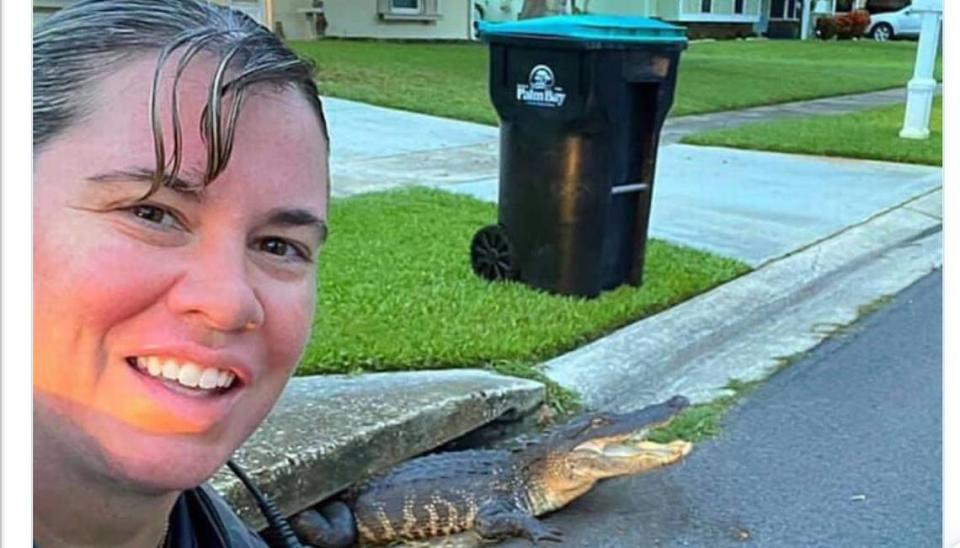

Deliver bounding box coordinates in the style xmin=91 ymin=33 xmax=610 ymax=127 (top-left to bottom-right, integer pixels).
xmin=591 ymin=417 xmax=607 ymax=427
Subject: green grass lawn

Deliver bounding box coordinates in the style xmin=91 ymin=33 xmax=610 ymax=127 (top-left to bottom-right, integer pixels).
xmin=290 ymin=39 xmax=940 ymax=125
xmin=298 ymin=188 xmax=749 ymax=408
xmin=681 ymin=96 xmax=942 ymax=165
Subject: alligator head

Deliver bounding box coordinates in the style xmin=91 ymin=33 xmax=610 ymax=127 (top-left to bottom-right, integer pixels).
xmin=525 ymin=395 xmax=693 ymax=513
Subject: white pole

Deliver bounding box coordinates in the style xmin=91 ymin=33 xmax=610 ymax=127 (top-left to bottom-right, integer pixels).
xmin=900 ymin=0 xmax=942 ymax=140
xmin=800 ymin=0 xmax=812 ymax=40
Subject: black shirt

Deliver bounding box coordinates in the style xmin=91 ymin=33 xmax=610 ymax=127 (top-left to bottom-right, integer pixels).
xmin=167 ymin=484 xmax=270 ymax=547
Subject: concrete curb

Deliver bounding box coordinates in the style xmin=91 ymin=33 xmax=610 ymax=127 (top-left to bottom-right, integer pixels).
xmin=544 ymin=188 xmax=942 ymax=412
xmin=212 ymin=370 xmax=544 ymax=530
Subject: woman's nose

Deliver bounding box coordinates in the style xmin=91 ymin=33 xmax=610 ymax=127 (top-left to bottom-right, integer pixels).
xmin=165 ymin=246 xmax=265 ymax=334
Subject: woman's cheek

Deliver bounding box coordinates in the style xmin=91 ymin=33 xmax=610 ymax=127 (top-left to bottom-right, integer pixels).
xmin=266 ymin=284 xmax=316 ymax=370
xmin=64 ymin=243 xmax=175 ymax=321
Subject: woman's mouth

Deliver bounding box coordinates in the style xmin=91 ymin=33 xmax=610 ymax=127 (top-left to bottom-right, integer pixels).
xmin=125 ymin=356 xmax=239 ymax=395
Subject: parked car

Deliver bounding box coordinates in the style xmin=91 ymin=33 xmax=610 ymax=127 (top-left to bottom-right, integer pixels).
xmin=865 ymin=5 xmax=922 ymax=41
xmin=864 ymin=0 xmax=911 ymax=15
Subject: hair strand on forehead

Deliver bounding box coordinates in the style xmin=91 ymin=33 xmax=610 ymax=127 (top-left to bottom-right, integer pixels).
xmin=148 ymin=28 xmax=221 ymax=198
xmin=34 ymin=0 xmax=330 ymax=201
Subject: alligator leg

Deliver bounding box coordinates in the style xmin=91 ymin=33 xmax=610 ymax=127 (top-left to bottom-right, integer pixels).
xmin=289 ymin=500 xmax=357 ymax=548
xmin=474 ymin=502 xmax=563 ymax=544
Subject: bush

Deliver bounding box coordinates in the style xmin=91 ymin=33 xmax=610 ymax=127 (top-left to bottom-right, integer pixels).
xmin=815 ymin=10 xmax=870 ymax=40
xmin=815 ymin=16 xmax=838 ymax=39
xmin=835 ymin=10 xmax=871 ymax=39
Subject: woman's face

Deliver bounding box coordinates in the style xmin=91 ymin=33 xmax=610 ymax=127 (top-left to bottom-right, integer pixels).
xmin=33 ymin=56 xmax=329 ymax=490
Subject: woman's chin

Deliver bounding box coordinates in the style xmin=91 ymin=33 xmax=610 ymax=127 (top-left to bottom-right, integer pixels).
xmin=97 ymin=433 xmax=235 ymax=493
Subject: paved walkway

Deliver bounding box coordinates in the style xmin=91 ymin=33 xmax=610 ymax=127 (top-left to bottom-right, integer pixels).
xmin=325 ymin=97 xmax=498 ymax=197
xmin=324 ymin=86 xmax=941 ymax=198
xmin=324 ymin=88 xmax=942 ymax=267
xmin=659 ymin=85 xmax=943 ymax=144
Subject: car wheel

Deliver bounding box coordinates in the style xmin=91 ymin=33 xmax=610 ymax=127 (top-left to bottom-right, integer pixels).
xmin=871 ymin=23 xmax=893 ymax=42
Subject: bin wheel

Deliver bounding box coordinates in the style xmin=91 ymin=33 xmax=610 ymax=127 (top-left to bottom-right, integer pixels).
xmin=470 ymin=225 xmax=518 ymax=282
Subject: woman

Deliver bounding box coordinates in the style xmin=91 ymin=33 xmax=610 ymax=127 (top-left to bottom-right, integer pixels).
xmin=33 ymin=1 xmax=335 ymax=545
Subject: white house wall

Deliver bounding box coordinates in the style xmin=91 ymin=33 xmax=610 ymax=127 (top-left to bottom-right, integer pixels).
xmin=272 ymin=0 xmax=319 ymax=40
xmin=585 ymin=0 xmax=655 ymax=16
xmin=678 ymin=0 xmax=762 ymax=21
xmin=582 ymin=0 xmax=759 ymax=21
xmin=322 ymin=0 xmax=472 ymax=40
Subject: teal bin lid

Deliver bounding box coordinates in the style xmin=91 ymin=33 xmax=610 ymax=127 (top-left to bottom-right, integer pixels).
xmin=477 ymin=14 xmax=687 ymax=44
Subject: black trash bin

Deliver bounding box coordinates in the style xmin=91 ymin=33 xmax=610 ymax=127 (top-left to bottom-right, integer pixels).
xmin=469 ymin=15 xmax=687 ymax=299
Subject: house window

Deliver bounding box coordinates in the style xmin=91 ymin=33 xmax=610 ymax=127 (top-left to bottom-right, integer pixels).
xmin=771 ymin=0 xmax=801 ymax=19
xmin=701 ymin=0 xmax=712 ymax=12
xmin=377 ymin=0 xmax=440 ymax=20
xmin=790 ymin=0 xmax=802 ymax=18
xmin=735 ymin=0 xmax=745 ymax=14
xmin=390 ymin=0 xmax=422 ymax=14
xmin=771 ymin=0 xmax=784 ymax=17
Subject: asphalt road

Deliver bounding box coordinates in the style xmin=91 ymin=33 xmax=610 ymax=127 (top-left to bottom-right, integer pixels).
xmin=502 ymin=270 xmax=942 ymax=548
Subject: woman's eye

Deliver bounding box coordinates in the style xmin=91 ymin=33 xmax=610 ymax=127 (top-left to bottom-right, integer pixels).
xmin=127 ymin=204 xmax=178 ymax=229
xmin=259 ymin=238 xmax=310 ymax=262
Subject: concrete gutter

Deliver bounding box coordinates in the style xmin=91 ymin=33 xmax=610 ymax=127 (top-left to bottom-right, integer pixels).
xmin=544 ymin=189 xmax=943 ymax=411
xmin=211 ymin=370 xmax=544 ymax=530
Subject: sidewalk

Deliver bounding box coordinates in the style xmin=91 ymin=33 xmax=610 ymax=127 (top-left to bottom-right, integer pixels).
xmin=325 ymin=90 xmax=941 ymax=267
xmin=324 ymin=86 xmax=942 ymax=199
xmin=658 ymin=85 xmax=943 ymax=144
xmin=217 ymin=90 xmax=943 ymax=530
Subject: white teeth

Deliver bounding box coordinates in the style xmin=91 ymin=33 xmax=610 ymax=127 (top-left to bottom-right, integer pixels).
xmin=133 ymin=356 xmax=237 ymax=391
xmin=198 ymin=368 xmax=220 ymax=390
xmin=146 ymin=356 xmax=162 ymax=376
xmin=177 ymin=364 xmax=200 ymax=388
xmin=162 ymin=359 xmax=179 ymax=380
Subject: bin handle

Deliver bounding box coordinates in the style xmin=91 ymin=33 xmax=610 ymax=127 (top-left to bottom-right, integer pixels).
xmin=611 ymin=183 xmax=649 ymax=195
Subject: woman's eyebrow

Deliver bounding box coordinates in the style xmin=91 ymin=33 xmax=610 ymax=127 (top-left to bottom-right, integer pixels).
xmin=86 ymin=169 xmax=327 ymax=241
xmin=86 ymin=168 xmax=204 ymax=199
xmin=263 ymin=208 xmax=328 ymax=243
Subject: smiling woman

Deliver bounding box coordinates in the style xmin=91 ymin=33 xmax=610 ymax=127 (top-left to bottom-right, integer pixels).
xmin=32 ymin=1 xmax=344 ymax=547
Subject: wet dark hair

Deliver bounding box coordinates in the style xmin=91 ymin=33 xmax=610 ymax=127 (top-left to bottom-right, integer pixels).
xmin=33 ymin=0 xmax=329 ymax=195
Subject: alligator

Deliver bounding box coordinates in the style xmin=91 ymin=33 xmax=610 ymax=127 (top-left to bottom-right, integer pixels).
xmin=289 ymin=395 xmax=693 ymax=547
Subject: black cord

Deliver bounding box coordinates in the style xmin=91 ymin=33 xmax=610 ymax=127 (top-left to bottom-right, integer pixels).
xmin=226 ymin=459 xmax=304 ymax=548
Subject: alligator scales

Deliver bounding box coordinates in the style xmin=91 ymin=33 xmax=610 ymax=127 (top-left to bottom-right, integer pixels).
xmin=291 ymin=395 xmax=693 ymax=546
